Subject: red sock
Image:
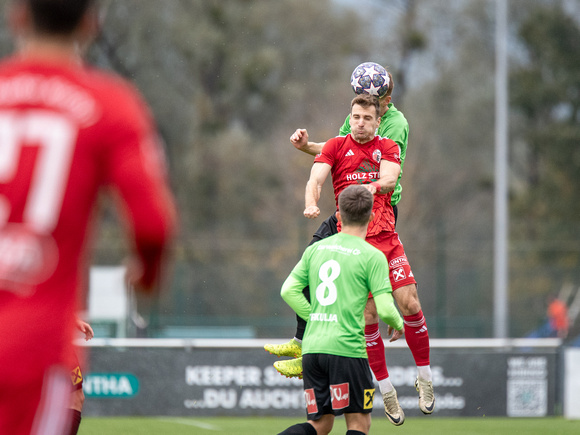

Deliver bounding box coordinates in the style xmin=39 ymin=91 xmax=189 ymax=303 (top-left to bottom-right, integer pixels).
xmin=365 ymin=323 xmax=389 ymax=381
xmin=67 ymin=409 xmax=82 ymax=435
xmin=403 ymin=310 xmax=430 ymax=366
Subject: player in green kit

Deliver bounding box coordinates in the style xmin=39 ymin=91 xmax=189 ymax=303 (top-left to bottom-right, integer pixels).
xmin=277 ymin=185 xmax=404 ymax=435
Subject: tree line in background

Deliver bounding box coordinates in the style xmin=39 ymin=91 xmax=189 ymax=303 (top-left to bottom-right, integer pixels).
xmin=0 ymin=0 xmax=577 ymax=338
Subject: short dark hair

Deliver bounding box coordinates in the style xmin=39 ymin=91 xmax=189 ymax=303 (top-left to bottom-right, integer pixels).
xmin=384 ymin=71 xmax=394 ymax=98
xmin=338 ymin=185 xmax=374 ymax=226
xmin=351 ymin=93 xmax=380 ymax=119
xmin=26 ymin=0 xmax=95 ymax=35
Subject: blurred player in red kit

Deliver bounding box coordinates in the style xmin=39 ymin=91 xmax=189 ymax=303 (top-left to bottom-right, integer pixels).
xmin=0 ymin=1 xmax=177 ymax=434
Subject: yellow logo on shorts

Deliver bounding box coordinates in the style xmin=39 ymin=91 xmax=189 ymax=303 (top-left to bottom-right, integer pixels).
xmin=364 ymin=388 xmax=375 ymax=409
xmin=70 ymin=366 xmax=83 ymax=386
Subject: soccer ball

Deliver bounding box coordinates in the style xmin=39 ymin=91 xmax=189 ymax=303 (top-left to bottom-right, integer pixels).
xmin=350 ymin=62 xmax=390 ymax=98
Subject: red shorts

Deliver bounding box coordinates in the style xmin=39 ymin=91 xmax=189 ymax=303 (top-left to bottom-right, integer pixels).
xmin=366 ymin=231 xmax=416 ymax=291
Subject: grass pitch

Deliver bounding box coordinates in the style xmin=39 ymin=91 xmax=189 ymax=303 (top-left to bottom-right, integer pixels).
xmin=79 ymin=416 xmax=580 ymax=434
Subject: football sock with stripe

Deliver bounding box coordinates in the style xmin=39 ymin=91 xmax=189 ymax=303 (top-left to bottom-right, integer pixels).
xmin=365 ymin=322 xmax=389 ymax=382
xmin=403 ymin=310 xmax=430 ymax=367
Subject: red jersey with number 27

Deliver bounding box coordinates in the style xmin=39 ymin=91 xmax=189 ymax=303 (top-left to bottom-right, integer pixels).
xmin=0 ymin=57 xmax=176 ymax=386
xmin=314 ymin=134 xmax=400 ymax=236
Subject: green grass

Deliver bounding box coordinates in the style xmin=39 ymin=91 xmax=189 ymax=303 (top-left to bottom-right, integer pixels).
xmin=79 ymin=416 xmax=580 ymax=434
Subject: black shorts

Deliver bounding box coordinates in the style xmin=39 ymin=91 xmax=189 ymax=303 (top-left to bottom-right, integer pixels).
xmin=308 ymin=213 xmax=338 ymax=246
xmin=302 ymin=353 xmax=375 ymax=419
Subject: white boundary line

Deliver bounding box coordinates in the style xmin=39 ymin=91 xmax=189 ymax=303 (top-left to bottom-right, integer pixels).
xmin=155 ymin=418 xmax=221 ymax=431
xmin=76 ymin=337 xmax=563 ymax=349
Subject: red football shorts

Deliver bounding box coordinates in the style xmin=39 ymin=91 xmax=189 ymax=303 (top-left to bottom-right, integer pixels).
xmin=366 ymin=231 xmax=416 ymax=291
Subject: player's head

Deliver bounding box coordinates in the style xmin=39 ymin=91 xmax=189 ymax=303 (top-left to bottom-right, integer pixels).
xmin=383 ymin=71 xmax=394 ymax=99
xmin=338 ymin=185 xmax=374 ymax=227
xmin=349 ymin=93 xmax=381 ymax=144
xmin=351 ymin=93 xmax=380 ymax=119
xmin=10 ymin=0 xmax=97 ymax=37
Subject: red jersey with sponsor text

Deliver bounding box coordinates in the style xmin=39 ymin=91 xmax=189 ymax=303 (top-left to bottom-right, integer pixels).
xmin=0 ymin=56 xmax=176 ymax=389
xmin=314 ymin=134 xmax=400 ymax=236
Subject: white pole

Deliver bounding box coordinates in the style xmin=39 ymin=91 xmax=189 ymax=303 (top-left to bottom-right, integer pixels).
xmin=494 ymin=0 xmax=509 ymax=338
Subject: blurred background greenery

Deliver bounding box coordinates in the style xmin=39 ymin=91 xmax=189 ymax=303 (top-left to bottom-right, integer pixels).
xmin=2 ymin=0 xmax=578 ymax=340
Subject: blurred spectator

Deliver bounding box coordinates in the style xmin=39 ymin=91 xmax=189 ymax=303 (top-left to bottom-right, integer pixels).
xmin=547 ymin=295 xmax=569 ymax=339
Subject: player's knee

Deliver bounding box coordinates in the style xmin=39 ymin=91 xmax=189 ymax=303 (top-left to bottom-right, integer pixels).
xmin=394 ymin=284 xmax=421 ymax=315
xmin=406 ymin=298 xmax=421 ymax=315
xmin=345 ymin=413 xmax=371 ymax=434
xmin=311 ymin=417 xmax=334 ymax=435
xmin=364 ymin=313 xmax=379 ymax=324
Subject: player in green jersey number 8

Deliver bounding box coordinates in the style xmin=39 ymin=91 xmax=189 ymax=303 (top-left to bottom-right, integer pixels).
xmin=277 ymin=185 xmax=404 ymax=435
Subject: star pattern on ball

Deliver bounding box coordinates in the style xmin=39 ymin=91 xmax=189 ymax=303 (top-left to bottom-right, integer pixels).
xmin=350 ymin=62 xmax=389 ymax=97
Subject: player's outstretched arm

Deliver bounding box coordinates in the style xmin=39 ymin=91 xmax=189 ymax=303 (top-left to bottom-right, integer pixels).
xmin=296 ymin=141 xmax=324 ymax=156
xmin=280 ymin=275 xmax=311 ymax=321
xmin=106 ymin=89 xmax=178 ymax=295
xmin=290 ymin=128 xmax=326 ymax=156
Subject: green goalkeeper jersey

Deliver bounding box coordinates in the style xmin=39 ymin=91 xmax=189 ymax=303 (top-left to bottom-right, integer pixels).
xmin=339 ymin=103 xmax=408 ymax=206
xmin=281 ymin=233 xmax=403 ymax=359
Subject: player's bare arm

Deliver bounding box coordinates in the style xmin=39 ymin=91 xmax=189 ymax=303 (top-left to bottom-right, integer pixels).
xmin=304 ymin=162 xmax=331 ymax=219
xmin=75 ymin=318 xmax=94 ymax=341
xmin=387 ymin=325 xmax=404 ymax=342
xmin=290 ymin=128 xmax=308 ymax=148
xmin=290 ymin=128 xmax=326 ymax=156
xmin=298 ymin=141 xmax=324 ymax=156
xmin=367 ymin=159 xmax=400 ymax=195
